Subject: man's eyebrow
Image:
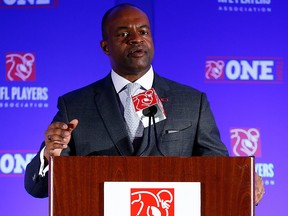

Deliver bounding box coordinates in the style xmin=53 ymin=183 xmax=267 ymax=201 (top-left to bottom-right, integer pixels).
xmin=115 ymin=26 xmax=129 ymax=31
xmin=116 ymin=24 xmax=150 ymax=31
xmin=138 ymin=24 xmax=150 ymax=29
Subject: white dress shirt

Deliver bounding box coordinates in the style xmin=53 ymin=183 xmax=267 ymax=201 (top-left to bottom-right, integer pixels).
xmin=111 ymin=65 xmax=154 ymax=107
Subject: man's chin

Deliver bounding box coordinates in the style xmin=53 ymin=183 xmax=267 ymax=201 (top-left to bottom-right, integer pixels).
xmin=126 ymin=60 xmax=151 ymax=73
xmin=127 ymin=65 xmax=150 ymax=74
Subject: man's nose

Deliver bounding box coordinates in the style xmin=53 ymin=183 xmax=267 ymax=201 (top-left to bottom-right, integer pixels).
xmin=128 ymin=32 xmax=144 ymax=44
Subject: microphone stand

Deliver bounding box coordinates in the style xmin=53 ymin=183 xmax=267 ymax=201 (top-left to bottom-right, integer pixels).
xmin=141 ymin=106 xmax=165 ymax=156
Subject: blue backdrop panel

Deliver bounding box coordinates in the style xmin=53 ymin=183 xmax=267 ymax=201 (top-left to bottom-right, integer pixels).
xmin=0 ymin=0 xmax=287 ymax=215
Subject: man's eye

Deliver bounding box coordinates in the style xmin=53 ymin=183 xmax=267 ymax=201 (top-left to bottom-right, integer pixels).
xmin=118 ymin=32 xmax=129 ymax=37
xmin=140 ymin=30 xmax=148 ymax=35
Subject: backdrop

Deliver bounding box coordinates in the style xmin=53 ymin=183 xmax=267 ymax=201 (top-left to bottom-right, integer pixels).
xmin=0 ymin=0 xmax=286 ymax=215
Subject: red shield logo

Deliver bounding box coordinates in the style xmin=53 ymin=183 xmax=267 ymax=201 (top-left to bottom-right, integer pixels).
xmin=230 ymin=128 xmax=262 ymax=157
xmin=131 ymin=188 xmax=174 ymax=216
xmin=6 ymin=52 xmax=36 ymax=81
xmin=205 ymin=60 xmax=225 ymax=79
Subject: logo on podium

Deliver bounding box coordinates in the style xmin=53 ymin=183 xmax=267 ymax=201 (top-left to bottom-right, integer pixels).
xmin=104 ymin=182 xmax=200 ymax=216
xmin=131 ymin=188 xmax=174 ymax=216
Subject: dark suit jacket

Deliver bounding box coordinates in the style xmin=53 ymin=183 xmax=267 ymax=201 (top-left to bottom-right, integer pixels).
xmin=24 ymin=73 xmax=228 ymax=198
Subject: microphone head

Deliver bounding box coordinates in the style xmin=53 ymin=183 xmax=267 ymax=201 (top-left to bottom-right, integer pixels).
xmin=142 ymin=105 xmax=158 ymax=117
xmin=132 ymin=88 xmax=166 ymax=127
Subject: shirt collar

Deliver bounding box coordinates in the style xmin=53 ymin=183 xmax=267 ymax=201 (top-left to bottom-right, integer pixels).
xmin=111 ymin=66 xmax=154 ymax=93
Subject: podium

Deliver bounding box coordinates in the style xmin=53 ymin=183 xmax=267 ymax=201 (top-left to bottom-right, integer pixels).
xmin=49 ymin=156 xmax=255 ymax=216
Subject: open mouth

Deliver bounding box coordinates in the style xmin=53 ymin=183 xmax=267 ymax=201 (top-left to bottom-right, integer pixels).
xmin=128 ymin=46 xmax=146 ymax=57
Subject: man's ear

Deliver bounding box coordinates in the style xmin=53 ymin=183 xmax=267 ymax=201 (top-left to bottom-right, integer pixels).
xmin=100 ymin=40 xmax=109 ymax=55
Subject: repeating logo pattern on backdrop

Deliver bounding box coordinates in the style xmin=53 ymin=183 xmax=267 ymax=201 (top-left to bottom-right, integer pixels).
xmin=6 ymin=53 xmax=36 ymax=81
xmin=0 ymin=52 xmax=49 ymax=108
xmin=131 ymin=188 xmax=174 ymax=216
xmin=0 ymin=0 xmax=57 ymax=7
xmin=0 ymin=151 xmax=36 ymax=176
xmin=217 ymin=0 xmax=272 ymax=13
xmin=230 ymin=128 xmax=262 ymax=157
xmin=205 ymin=56 xmax=283 ymax=83
xmin=230 ymin=128 xmax=275 ymax=186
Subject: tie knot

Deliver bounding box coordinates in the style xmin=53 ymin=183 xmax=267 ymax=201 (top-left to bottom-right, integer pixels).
xmin=126 ymin=83 xmax=141 ymax=96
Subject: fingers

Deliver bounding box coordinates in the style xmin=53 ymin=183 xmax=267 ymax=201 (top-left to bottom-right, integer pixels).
xmin=44 ymin=146 xmax=64 ymax=159
xmin=68 ymin=119 xmax=79 ymax=130
xmin=46 ymin=119 xmax=78 ymax=140
xmin=256 ymin=189 xmax=265 ymax=205
xmin=44 ymin=119 xmax=78 ymax=158
xmin=255 ymin=174 xmax=265 ymax=205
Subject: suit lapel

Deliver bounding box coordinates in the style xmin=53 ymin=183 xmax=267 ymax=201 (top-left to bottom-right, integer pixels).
xmin=94 ymin=75 xmax=133 ymax=155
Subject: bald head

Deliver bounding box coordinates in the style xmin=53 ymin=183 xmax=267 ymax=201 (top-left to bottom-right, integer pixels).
xmin=101 ymin=4 xmax=149 ymax=40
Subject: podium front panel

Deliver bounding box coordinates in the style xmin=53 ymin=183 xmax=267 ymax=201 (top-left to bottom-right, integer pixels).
xmin=49 ymin=156 xmax=254 ymax=216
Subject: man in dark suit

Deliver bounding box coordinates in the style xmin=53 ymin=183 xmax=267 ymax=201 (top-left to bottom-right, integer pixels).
xmin=24 ymin=3 xmax=264 ymax=203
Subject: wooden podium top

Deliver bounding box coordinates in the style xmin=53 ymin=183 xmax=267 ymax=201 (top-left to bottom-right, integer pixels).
xmin=49 ymin=156 xmax=254 ymax=216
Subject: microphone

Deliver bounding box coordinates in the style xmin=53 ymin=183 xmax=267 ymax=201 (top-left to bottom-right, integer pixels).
xmin=132 ymin=88 xmax=166 ymax=156
xmin=132 ymin=88 xmax=166 ymax=127
xmin=142 ymin=105 xmax=157 ymax=117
